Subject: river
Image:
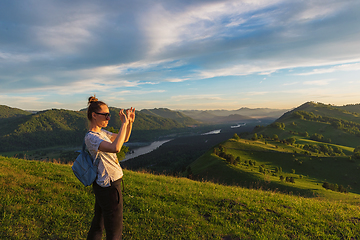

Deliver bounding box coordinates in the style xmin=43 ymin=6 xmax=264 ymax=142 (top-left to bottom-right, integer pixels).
xmin=122 ymin=128 xmax=222 ymax=161
xmin=122 ymin=123 xmax=249 ymax=162
xmin=122 ymin=139 xmax=172 ymax=162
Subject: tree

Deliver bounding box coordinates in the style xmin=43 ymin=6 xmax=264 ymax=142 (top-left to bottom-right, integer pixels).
xmin=272 ymin=134 xmax=279 ymax=141
xmin=353 ymin=146 xmax=360 ymax=159
xmin=218 ymin=144 xmax=225 ymax=153
xmin=116 ymin=145 xmax=129 ymax=160
xmin=310 ymin=133 xmax=324 ymax=141
xmin=287 ymin=137 xmax=296 ymax=145
xmin=186 ymin=166 xmax=192 ymax=178
xmin=233 ymin=133 xmax=240 ymax=140
xmin=338 ymin=185 xmax=347 ymax=193
xmin=331 ymin=120 xmax=342 ymax=129
xmin=227 ymin=154 xmax=235 ymax=165
xmin=252 ymin=133 xmax=258 ymax=140
xmin=271 ymin=122 xmax=285 ymax=130
xmin=290 ymin=177 xmax=295 ymax=183
xmin=213 ymin=148 xmax=219 ymax=155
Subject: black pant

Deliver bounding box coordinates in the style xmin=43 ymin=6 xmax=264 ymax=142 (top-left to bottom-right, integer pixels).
xmin=87 ymin=179 xmax=123 ymax=240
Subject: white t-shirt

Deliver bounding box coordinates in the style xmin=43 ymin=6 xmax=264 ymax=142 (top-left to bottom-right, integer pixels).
xmin=84 ymin=129 xmax=123 ymax=187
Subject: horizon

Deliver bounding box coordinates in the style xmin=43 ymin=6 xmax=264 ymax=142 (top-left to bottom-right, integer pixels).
xmin=3 ymin=100 xmax=359 ymax=113
xmin=1 ymin=1 xmax=360 ymax=111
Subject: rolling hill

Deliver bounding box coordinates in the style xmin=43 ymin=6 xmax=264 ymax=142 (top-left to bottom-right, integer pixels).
xmin=189 ymin=101 xmax=360 ymax=202
xmin=255 ymin=101 xmax=360 ymax=148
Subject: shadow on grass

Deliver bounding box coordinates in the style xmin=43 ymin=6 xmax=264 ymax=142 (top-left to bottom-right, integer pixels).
xmin=191 ymin=163 xmax=318 ymax=198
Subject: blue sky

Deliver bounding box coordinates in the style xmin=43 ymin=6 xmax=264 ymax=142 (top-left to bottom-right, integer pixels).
xmin=1 ymin=0 xmax=360 ymax=111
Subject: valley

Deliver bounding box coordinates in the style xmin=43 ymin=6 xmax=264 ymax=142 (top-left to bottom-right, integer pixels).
xmin=1 ymin=102 xmax=360 ymax=239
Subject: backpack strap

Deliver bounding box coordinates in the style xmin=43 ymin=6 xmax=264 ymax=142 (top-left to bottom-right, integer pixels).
xmin=83 ymin=132 xmax=100 ymax=166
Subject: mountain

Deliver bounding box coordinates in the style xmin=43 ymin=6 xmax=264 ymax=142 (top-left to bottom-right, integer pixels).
xmin=180 ymin=107 xmax=288 ymax=123
xmin=0 ymin=108 xmax=88 ymax=151
xmin=139 ymin=108 xmax=200 ymax=126
xmin=254 ymin=101 xmax=360 ymax=148
xmin=0 ymin=105 xmax=197 ymax=152
xmin=0 ymin=105 xmax=32 ymax=119
xmin=179 ymin=110 xmax=218 ymax=122
xmin=107 ymin=107 xmax=189 ymax=131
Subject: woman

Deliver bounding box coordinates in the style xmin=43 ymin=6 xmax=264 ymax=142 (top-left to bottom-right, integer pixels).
xmin=85 ymin=96 xmax=135 ymax=240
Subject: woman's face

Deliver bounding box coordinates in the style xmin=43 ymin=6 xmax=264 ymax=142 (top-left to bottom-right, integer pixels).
xmin=93 ymin=105 xmax=110 ymax=128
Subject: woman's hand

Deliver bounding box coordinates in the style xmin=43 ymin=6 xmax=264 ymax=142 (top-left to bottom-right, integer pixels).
xmin=119 ymin=109 xmax=129 ymax=124
xmin=119 ymin=107 xmax=135 ymax=124
xmin=127 ymin=107 xmax=135 ymax=123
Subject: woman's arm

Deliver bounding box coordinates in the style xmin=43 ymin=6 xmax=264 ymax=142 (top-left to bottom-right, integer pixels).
xmin=98 ymin=109 xmax=130 ymax=153
xmin=124 ymin=108 xmax=135 ymax=142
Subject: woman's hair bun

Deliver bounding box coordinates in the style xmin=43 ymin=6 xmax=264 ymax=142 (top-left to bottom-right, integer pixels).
xmin=88 ymin=95 xmax=98 ymax=105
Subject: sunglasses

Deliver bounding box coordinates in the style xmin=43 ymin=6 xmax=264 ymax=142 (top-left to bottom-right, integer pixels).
xmin=95 ymin=112 xmax=111 ymax=119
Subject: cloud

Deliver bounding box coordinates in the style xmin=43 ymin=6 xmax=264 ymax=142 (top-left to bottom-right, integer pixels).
xmin=283 ymin=82 xmax=299 ymax=86
xmin=171 ymin=94 xmax=223 ymax=101
xmin=1 ymin=0 xmax=360 ymax=110
xmin=303 ymin=79 xmax=335 ymax=86
xmin=0 ymin=94 xmax=68 ymax=110
xmin=296 ymin=62 xmax=360 ymax=75
xmin=246 ymin=91 xmax=269 ymax=96
xmin=165 ymin=78 xmax=190 ymax=83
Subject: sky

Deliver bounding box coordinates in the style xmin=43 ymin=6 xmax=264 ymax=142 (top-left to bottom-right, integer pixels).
xmin=1 ymin=0 xmax=360 ymax=111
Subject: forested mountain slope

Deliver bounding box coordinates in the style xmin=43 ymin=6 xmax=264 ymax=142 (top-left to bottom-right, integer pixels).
xmin=0 ymin=109 xmax=88 ymax=151
xmin=0 ymin=105 xmax=32 ymax=118
xmin=0 ymin=105 xmax=197 ymax=151
xmin=140 ymin=108 xmax=199 ymax=125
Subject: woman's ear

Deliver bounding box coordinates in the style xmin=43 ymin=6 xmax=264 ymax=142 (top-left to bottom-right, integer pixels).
xmin=92 ymin=112 xmax=97 ymax=120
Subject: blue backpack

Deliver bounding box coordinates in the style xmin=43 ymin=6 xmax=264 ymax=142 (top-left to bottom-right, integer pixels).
xmin=72 ymin=140 xmax=99 ymax=187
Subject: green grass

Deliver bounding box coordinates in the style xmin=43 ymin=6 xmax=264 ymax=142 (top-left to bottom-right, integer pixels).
xmin=190 ymin=138 xmax=360 ymax=203
xmin=1 ymin=156 xmax=360 ymax=239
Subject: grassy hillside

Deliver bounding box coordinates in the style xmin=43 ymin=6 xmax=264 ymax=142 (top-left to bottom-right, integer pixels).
xmin=279 ymin=102 xmax=360 ymax=123
xmin=190 ymin=137 xmax=360 ymax=203
xmin=339 ymin=103 xmax=360 ymax=114
xmin=252 ymin=102 xmax=360 ymax=148
xmin=1 ymin=156 xmax=360 ymax=239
